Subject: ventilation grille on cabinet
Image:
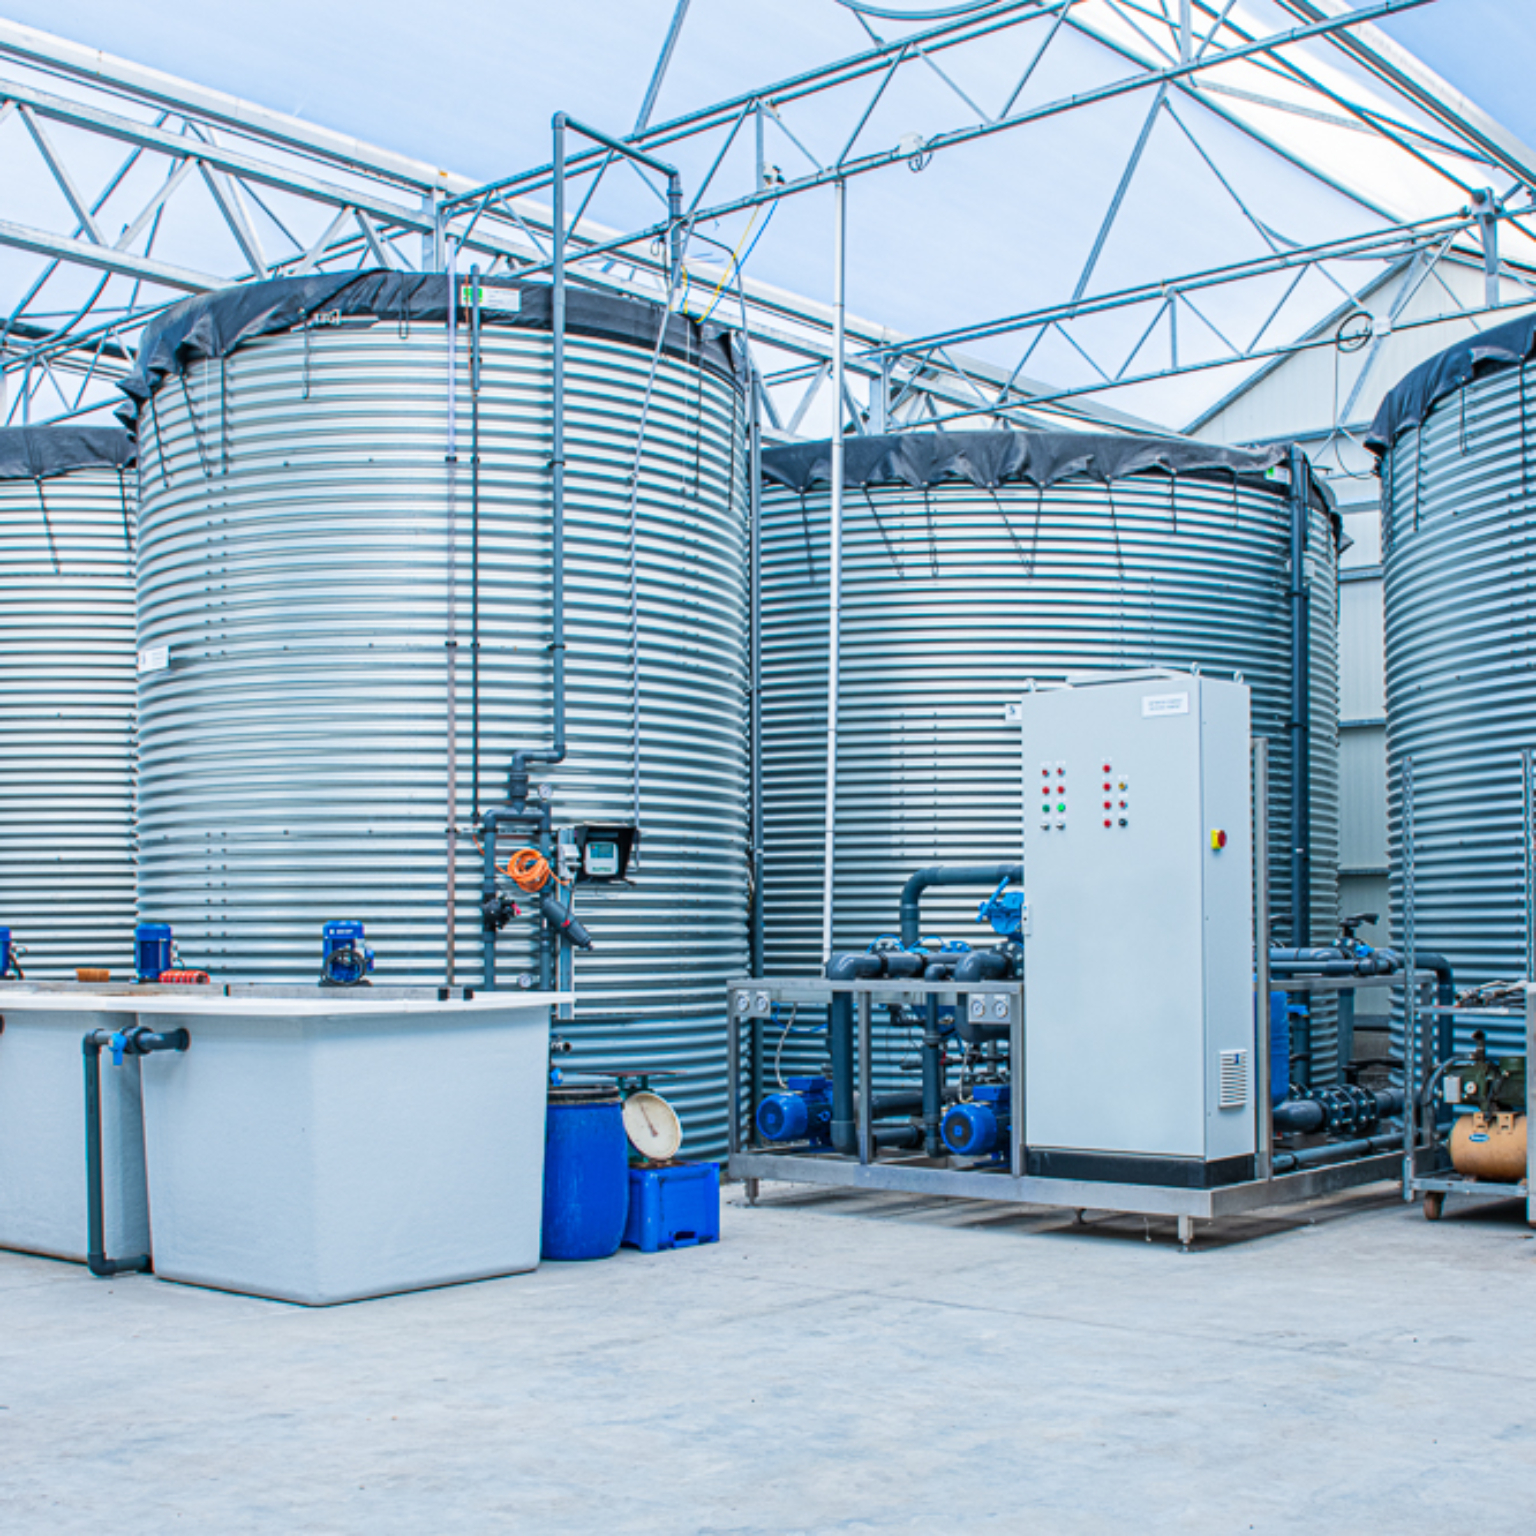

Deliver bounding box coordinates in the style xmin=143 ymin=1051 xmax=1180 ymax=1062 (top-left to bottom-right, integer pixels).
xmin=1218 ymin=1049 xmax=1249 ymax=1109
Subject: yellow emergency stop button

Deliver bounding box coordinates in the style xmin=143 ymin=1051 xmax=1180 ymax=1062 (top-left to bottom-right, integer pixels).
xmin=1210 ymin=829 xmax=1228 ymax=851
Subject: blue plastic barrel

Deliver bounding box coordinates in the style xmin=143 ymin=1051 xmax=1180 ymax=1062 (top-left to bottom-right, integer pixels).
xmin=541 ymin=1083 xmax=629 ymax=1261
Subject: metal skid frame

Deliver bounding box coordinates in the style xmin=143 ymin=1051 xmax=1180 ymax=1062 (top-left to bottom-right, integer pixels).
xmin=1395 ymin=751 xmax=1535 ymax=1224
xmin=1401 ymin=991 xmax=1534 ymax=1222
xmin=726 ymin=971 xmax=1415 ymax=1246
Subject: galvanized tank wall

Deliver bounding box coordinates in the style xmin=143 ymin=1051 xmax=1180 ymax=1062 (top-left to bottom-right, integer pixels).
xmin=130 ymin=290 xmax=750 ymax=1146
xmin=0 ymin=429 xmax=137 ymax=978
xmin=761 ymin=440 xmax=1343 ymax=1079
xmin=1381 ymin=355 xmax=1536 ymax=1056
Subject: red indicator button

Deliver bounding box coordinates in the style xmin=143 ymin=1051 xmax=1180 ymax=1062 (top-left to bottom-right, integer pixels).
xmin=1210 ymin=829 xmax=1228 ymax=851
xmin=1104 ymin=819 xmax=1112 ymax=828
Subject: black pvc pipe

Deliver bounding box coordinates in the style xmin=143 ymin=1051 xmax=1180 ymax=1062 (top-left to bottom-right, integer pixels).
xmin=922 ymin=993 xmax=942 ymax=1155
xmin=538 ymin=890 xmax=594 ymax=949
xmin=1272 ymin=1130 xmax=1402 ymax=1173
xmin=825 ymin=951 xmax=882 ymax=1154
xmin=83 ymin=1025 xmax=189 ymax=1278
xmin=1288 ymin=443 xmax=1312 ymax=949
xmin=899 ymin=864 xmax=1022 ymax=949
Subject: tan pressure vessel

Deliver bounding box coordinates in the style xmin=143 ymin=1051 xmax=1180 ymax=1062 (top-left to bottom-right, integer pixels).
xmin=1449 ymin=1113 xmax=1528 ymax=1182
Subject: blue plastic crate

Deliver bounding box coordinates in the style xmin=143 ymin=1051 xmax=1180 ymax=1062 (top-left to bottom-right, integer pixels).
xmin=622 ymin=1161 xmax=720 ymax=1253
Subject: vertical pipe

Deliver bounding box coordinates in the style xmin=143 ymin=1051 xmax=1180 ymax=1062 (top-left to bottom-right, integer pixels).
xmin=482 ymin=827 xmax=498 ymax=991
xmin=550 ymin=117 xmax=569 ymax=771
xmin=857 ymin=987 xmax=872 ymax=1165
xmin=1517 ymin=741 xmax=1536 ymax=987
xmin=749 ymin=364 xmax=765 ymax=980
xmin=444 ymin=243 xmax=460 ymax=987
xmin=830 ymin=993 xmax=855 ymax=1154
xmin=1254 ymin=738 xmax=1273 ymax=1182
xmin=728 ymin=990 xmax=742 ymax=1158
xmin=1402 ymin=753 xmax=1417 ymax=1191
xmin=1526 ymin=982 xmax=1535 ymax=1227
xmin=1009 ymin=983 xmax=1023 ymax=1177
xmin=1288 ymin=444 xmax=1311 ymax=952
xmin=83 ymin=1038 xmax=106 ymax=1267
xmin=922 ymin=993 xmax=942 ymax=1156
xmin=820 ymin=178 xmax=847 ymax=966
xmin=470 ymin=265 xmax=483 ymax=825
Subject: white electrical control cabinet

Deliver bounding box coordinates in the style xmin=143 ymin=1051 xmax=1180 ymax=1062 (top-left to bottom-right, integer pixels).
xmin=1018 ymin=672 xmax=1256 ymax=1188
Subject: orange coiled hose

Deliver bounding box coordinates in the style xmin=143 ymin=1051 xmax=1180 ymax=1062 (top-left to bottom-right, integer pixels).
xmin=503 ymin=847 xmax=564 ymax=893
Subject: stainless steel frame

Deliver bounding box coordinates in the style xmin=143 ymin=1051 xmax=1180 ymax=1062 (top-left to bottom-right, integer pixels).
xmin=1395 ymin=751 xmax=1534 ymax=1224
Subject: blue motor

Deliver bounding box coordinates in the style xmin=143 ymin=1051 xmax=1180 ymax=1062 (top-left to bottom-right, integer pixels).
xmin=757 ymin=1076 xmax=833 ymax=1145
xmin=320 ymin=920 xmax=375 ymax=986
xmin=135 ymin=922 xmax=173 ymax=984
xmin=941 ymin=1084 xmax=1010 ymax=1157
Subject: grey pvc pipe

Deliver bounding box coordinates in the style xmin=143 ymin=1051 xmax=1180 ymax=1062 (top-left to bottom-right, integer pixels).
xmin=899 ymin=864 xmax=1022 ymax=948
xmin=1272 ymin=1130 xmax=1402 ymax=1173
xmin=83 ymin=1025 xmax=189 ymax=1278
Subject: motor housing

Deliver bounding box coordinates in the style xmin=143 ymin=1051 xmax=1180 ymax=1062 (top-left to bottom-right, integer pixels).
xmin=757 ymin=1076 xmax=833 ymax=1145
xmin=941 ymin=1084 xmax=1010 ymax=1157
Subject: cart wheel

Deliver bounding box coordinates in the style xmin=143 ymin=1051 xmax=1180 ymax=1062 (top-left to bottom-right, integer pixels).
xmin=1423 ymin=1192 xmax=1445 ymax=1222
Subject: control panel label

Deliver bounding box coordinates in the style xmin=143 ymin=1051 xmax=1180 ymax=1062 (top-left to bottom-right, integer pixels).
xmin=1141 ymin=691 xmax=1189 ymax=718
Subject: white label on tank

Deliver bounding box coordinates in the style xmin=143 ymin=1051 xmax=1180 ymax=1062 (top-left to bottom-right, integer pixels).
xmin=463 ymin=283 xmax=520 ymax=314
xmin=1142 ymin=691 xmax=1189 ymax=718
xmin=137 ymin=644 xmax=169 ymax=674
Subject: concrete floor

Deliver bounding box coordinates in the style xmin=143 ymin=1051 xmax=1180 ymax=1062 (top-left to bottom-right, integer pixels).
xmin=2 ymin=1183 xmax=1533 ymax=1534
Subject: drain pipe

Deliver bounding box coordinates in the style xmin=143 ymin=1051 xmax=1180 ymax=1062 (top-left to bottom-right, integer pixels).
xmin=899 ymin=864 xmax=1023 ymax=949
xmin=819 ymin=177 xmax=847 ymax=967
xmin=484 ymin=117 xmax=577 ymax=991
xmin=1288 ymin=444 xmax=1312 ymax=949
xmin=83 ymin=1024 xmax=189 ymax=1278
xmin=748 ymin=363 xmax=765 ymax=978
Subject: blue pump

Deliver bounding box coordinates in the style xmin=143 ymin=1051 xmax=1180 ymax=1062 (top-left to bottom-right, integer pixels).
xmin=320 ymin=920 xmax=375 ymax=986
xmin=757 ymin=1076 xmax=833 ymax=1145
xmin=135 ymin=922 xmax=173 ymax=984
xmin=941 ymin=1084 xmax=1010 ymax=1157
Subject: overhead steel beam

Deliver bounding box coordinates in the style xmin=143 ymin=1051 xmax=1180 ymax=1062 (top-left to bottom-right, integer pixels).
xmin=481 ymin=0 xmax=1435 ymax=266
xmin=443 ymin=0 xmax=1062 ymax=211
xmin=0 ymin=217 xmax=217 ymax=291
xmin=1272 ymin=0 xmax=1536 ymax=189
xmin=0 ymin=17 xmax=458 ymax=193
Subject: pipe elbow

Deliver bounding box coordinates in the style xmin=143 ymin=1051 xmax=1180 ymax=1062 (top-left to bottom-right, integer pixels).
xmin=826 ymin=952 xmax=883 ymax=982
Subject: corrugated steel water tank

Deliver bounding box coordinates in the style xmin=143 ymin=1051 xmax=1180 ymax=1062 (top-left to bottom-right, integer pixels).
xmin=761 ymin=430 xmax=1344 ymax=1079
xmin=0 ymin=427 xmax=137 ymax=978
xmin=1371 ymin=312 xmax=1536 ymax=1056
xmin=117 ymin=273 xmax=750 ymax=1146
